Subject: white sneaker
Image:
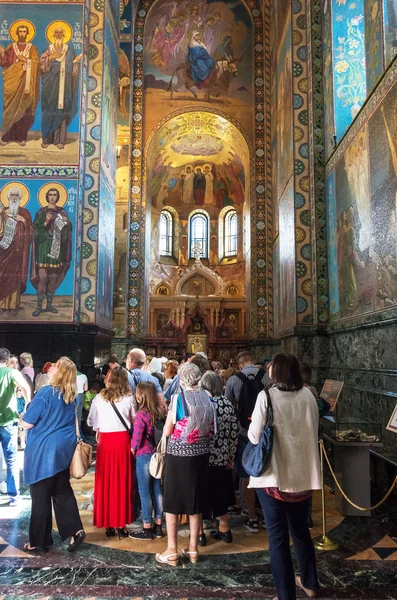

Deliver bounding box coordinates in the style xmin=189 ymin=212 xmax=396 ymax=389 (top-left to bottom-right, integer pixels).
xmin=0 ymin=481 xmax=6 ymax=494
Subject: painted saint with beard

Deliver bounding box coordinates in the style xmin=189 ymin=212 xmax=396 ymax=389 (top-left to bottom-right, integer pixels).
xmin=0 ymin=185 xmax=33 ymax=315
xmin=40 ymin=22 xmax=81 ymax=149
xmin=0 ymin=21 xmax=40 ymax=146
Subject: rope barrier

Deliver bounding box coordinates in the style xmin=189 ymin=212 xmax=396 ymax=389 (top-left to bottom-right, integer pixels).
xmin=319 ymin=439 xmax=397 ymax=512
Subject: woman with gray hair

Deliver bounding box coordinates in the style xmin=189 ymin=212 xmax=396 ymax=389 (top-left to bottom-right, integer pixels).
xmin=156 ymin=362 xmax=215 ymax=566
xmin=200 ymin=371 xmax=238 ymax=544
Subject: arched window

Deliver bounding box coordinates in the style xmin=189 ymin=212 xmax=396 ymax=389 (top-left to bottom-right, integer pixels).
xmin=189 ymin=212 xmax=209 ymax=258
xmin=159 ymin=210 xmax=173 ymax=257
xmin=224 ymin=209 xmax=237 ymax=257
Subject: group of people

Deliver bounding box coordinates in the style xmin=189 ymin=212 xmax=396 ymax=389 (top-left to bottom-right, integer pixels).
xmin=0 ymin=345 xmax=326 ymax=600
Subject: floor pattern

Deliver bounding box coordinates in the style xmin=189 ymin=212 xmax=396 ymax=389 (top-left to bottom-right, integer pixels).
xmin=0 ymin=458 xmax=397 ymax=600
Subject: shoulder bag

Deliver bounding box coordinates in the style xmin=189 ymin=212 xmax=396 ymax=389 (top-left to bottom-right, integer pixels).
xmin=70 ymin=407 xmax=93 ymax=480
xmin=242 ymin=388 xmax=274 ymax=478
xmin=149 ymin=434 xmax=167 ymax=479
xmin=110 ymin=401 xmax=132 ymax=437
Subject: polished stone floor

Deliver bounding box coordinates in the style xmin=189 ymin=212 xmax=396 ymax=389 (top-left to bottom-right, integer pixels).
xmin=0 ymin=453 xmax=396 ymax=600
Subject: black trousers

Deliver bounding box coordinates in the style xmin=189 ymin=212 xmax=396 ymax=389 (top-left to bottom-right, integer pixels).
xmin=29 ymin=468 xmax=83 ymax=549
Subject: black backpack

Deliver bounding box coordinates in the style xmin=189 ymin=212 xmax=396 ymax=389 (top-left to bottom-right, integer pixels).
xmin=235 ymin=369 xmax=265 ymax=430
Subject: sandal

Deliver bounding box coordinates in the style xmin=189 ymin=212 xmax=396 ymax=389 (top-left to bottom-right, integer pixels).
xmin=68 ymin=530 xmax=86 ymax=553
xmin=295 ymin=576 xmax=319 ymax=598
xmin=180 ymin=547 xmax=199 ymax=564
xmin=23 ymin=543 xmax=48 ymax=554
xmin=155 ymin=551 xmax=179 ymax=567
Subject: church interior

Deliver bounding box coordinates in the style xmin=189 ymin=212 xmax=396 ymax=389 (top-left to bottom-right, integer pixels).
xmin=0 ymin=0 xmax=397 ymax=598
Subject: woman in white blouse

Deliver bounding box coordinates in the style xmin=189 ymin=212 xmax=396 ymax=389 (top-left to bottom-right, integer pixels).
xmin=248 ymin=353 xmax=321 ymax=600
xmin=87 ymin=367 xmax=136 ymax=539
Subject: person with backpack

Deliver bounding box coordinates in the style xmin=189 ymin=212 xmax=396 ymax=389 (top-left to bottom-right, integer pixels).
xmin=225 ymin=351 xmax=270 ymax=533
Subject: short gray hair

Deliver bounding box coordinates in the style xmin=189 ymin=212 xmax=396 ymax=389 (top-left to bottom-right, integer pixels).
xmin=178 ymin=362 xmax=201 ymax=389
xmin=201 ymin=371 xmax=223 ymax=397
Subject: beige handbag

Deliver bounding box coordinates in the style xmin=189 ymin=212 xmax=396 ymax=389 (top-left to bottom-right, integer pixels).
xmin=70 ymin=409 xmax=92 ymax=479
xmin=149 ymin=435 xmax=167 ymax=479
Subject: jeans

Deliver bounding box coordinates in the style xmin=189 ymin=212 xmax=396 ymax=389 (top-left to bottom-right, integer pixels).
xmin=135 ymin=453 xmax=163 ymax=525
xmin=0 ymin=423 xmax=19 ymax=498
xmin=256 ymin=489 xmax=318 ymax=600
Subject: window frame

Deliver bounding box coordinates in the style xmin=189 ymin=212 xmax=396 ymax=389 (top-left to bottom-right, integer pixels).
xmin=159 ymin=209 xmax=174 ymax=258
xmin=189 ymin=211 xmax=209 ymax=259
xmin=224 ymin=209 xmax=238 ymax=258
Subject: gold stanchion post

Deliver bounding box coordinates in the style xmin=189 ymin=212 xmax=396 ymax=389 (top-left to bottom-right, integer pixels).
xmin=314 ymin=442 xmax=339 ymax=551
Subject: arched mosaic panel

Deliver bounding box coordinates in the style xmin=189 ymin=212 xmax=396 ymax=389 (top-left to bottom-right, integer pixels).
xmin=128 ymin=0 xmax=269 ymax=338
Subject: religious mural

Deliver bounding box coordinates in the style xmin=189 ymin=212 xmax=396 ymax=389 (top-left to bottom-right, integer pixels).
xmin=0 ymin=178 xmax=77 ymax=321
xmin=327 ymin=78 xmax=397 ymax=321
xmin=383 ymin=0 xmax=397 ymax=67
xmin=0 ymin=3 xmax=83 ymax=166
xmin=97 ymin=0 xmax=119 ymax=327
xmin=143 ymin=0 xmax=254 ymax=139
xmin=364 ymin=0 xmax=384 ymax=92
xmin=145 ymin=110 xmax=249 ymax=305
xmin=323 ymin=0 xmax=335 ymax=161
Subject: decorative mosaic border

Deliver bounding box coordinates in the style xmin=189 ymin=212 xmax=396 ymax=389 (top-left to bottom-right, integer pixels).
xmin=78 ymin=0 xmax=105 ymax=323
xmin=129 ymin=0 xmax=268 ymax=339
xmin=325 ymin=55 xmax=397 ymax=175
xmin=262 ymin=0 xmax=273 ymax=338
xmin=307 ymin=0 xmax=329 ymax=325
xmin=73 ymin=0 xmax=91 ymax=321
xmin=292 ymin=0 xmax=313 ymax=325
xmin=0 ymin=167 xmax=79 ymax=177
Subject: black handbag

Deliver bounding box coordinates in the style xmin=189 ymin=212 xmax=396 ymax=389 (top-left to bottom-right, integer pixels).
xmin=242 ymin=388 xmax=274 ymax=477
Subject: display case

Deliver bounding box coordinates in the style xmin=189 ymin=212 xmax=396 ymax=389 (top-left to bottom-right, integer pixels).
xmin=322 ymin=416 xmax=382 ymax=444
xmin=321 ymin=416 xmax=383 ymax=517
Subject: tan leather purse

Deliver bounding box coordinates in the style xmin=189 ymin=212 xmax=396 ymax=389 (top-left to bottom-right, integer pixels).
xmin=149 ymin=435 xmax=167 ymax=479
xmin=70 ymin=408 xmax=92 ymax=479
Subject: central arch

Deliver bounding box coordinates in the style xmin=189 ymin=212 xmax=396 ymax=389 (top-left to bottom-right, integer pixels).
xmin=143 ymin=108 xmax=253 ymax=341
xmin=127 ymin=0 xmax=269 ymax=340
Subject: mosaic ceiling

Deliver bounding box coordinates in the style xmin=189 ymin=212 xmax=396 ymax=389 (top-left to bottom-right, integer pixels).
xmin=146 ymin=111 xmax=250 ymax=169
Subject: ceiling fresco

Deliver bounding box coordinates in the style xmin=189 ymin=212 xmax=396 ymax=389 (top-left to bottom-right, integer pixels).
xmin=146 ymin=111 xmax=250 ymax=169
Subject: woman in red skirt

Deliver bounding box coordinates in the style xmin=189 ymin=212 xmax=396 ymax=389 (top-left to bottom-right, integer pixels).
xmin=87 ymin=367 xmax=135 ymax=538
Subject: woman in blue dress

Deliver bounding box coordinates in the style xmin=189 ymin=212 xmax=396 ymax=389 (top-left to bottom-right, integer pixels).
xmin=22 ymin=357 xmax=85 ymax=553
xmin=187 ymin=30 xmax=216 ymax=88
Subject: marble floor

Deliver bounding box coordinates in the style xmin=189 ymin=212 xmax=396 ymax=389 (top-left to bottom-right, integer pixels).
xmin=0 ymin=453 xmax=396 ymax=600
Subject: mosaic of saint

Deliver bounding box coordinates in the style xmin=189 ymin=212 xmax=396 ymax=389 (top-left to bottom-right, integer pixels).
xmin=0 ymin=4 xmax=83 ymax=165
xmin=143 ymin=0 xmax=253 ymax=138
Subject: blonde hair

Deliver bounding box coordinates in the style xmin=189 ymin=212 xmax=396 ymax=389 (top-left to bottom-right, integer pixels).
xmin=50 ymin=357 xmax=77 ymax=404
xmin=101 ymin=366 xmax=132 ymax=403
xmin=136 ymin=382 xmax=164 ymax=424
xmin=20 ymin=352 xmax=33 ymax=367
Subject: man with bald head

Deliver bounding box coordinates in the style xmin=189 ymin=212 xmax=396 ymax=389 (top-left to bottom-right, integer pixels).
xmin=40 ymin=26 xmax=82 ymax=149
xmin=0 ymin=187 xmax=33 ymax=315
xmin=126 ymin=349 xmax=166 ymax=409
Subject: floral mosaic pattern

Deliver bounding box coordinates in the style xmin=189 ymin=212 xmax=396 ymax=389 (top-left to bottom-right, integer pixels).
xmin=308 ymin=0 xmax=329 ymax=324
xmin=292 ymin=0 xmax=313 ymax=325
xmin=332 ymin=0 xmax=366 ymax=142
xmin=129 ymin=0 xmax=268 ymax=338
xmin=79 ymin=0 xmax=104 ymax=322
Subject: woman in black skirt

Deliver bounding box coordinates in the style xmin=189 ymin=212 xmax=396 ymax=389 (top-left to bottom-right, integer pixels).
xmin=200 ymin=371 xmax=238 ymax=544
xmin=156 ymin=362 xmax=215 ymax=566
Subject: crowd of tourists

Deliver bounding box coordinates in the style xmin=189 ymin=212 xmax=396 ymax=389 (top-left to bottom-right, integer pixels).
xmin=0 ymin=346 xmax=329 ymax=600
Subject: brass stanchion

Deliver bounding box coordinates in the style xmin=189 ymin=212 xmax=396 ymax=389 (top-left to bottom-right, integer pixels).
xmin=314 ymin=442 xmax=339 ymax=551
